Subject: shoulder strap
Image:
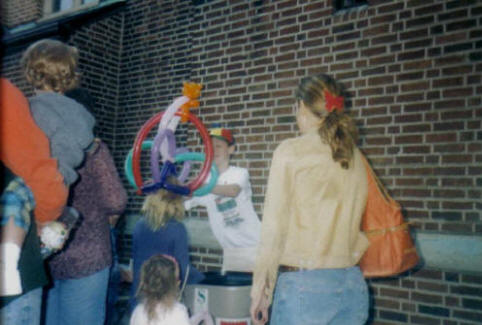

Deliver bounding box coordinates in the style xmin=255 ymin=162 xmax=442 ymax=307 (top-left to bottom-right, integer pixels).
xmin=360 ymin=154 xmax=397 ymax=205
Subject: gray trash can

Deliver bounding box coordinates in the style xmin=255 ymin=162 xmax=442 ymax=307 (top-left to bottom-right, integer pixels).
xmin=183 ymin=272 xmax=252 ymax=325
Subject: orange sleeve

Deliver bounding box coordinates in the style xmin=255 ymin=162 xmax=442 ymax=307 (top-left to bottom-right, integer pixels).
xmin=0 ymin=78 xmax=68 ymax=223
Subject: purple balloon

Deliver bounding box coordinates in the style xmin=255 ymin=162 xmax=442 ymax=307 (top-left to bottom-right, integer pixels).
xmin=150 ymin=129 xmax=176 ymax=182
xmin=150 ymin=130 xmax=192 ymax=184
xmin=175 ymin=147 xmax=191 ymax=183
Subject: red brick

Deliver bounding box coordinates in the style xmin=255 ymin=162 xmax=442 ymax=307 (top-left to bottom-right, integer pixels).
xmin=368 ymin=54 xmax=397 ymax=66
xmin=378 ymin=2 xmax=404 ymax=13
xmin=443 ymin=87 xmax=473 ymax=97
xmin=442 ymin=65 xmax=473 ymax=75
xmin=363 ymin=24 xmax=390 ymax=37
xmin=401 ymin=81 xmax=430 ymax=92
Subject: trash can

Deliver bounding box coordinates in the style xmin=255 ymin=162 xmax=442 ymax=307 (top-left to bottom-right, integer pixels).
xmin=183 ymin=272 xmax=252 ymax=325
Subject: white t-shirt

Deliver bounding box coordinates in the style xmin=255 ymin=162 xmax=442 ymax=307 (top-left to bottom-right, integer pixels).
xmin=184 ymin=166 xmax=261 ymax=249
xmin=130 ymin=302 xmax=190 ymax=325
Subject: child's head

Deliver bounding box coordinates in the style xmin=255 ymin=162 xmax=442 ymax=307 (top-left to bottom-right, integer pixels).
xmin=209 ymin=127 xmax=235 ymax=171
xmin=21 ymin=39 xmax=80 ymax=93
xmin=137 ymin=255 xmax=179 ymax=320
xmin=141 ymin=176 xmax=185 ymax=231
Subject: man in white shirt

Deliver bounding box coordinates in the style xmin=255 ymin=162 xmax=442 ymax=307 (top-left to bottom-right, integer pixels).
xmin=184 ymin=127 xmax=261 ymax=272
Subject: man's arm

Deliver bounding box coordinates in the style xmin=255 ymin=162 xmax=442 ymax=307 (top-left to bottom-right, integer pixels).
xmin=210 ymin=184 xmax=241 ymax=197
xmin=210 ymin=167 xmax=251 ymax=198
xmin=0 ymin=79 xmax=68 ymax=224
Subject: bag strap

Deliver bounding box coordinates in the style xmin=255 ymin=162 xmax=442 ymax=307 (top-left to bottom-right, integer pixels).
xmin=361 ymin=154 xmax=397 ymax=205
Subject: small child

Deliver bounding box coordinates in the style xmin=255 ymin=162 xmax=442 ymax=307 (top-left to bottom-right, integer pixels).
xmin=22 ymin=39 xmax=96 ymax=186
xmin=23 ymin=38 xmax=96 ymax=254
xmin=23 ymin=39 xmax=95 ymax=251
xmin=129 ymin=177 xmax=204 ymax=311
xmin=130 ymin=255 xmax=190 ymax=325
xmin=0 ymin=39 xmax=95 ymax=295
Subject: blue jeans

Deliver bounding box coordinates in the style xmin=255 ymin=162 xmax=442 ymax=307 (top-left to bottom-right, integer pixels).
xmin=271 ymin=267 xmax=368 ymax=325
xmin=0 ymin=288 xmax=42 ymax=325
xmin=105 ymin=228 xmax=119 ymax=325
xmin=45 ymin=267 xmax=109 ymax=325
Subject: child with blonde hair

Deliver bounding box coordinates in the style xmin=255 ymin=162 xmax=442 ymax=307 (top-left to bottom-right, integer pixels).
xmin=130 ymin=255 xmax=190 ymax=325
xmin=129 ymin=178 xmax=204 ymax=312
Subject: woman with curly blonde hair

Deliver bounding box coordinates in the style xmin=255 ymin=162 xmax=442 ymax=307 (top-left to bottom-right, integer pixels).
xmin=251 ymin=74 xmax=370 ymax=325
xmin=129 ymin=178 xmax=204 ymax=313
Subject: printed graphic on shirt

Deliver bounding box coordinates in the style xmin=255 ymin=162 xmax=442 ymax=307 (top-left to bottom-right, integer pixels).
xmin=215 ymin=196 xmax=244 ymax=228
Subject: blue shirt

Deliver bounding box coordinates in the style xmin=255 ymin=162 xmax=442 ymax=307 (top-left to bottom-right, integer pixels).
xmin=129 ymin=219 xmax=204 ymax=310
xmin=0 ymin=177 xmax=35 ymax=230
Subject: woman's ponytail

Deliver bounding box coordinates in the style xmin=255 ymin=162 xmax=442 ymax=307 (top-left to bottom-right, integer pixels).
xmin=296 ymin=74 xmax=358 ymax=169
xmin=318 ymin=111 xmax=358 ymax=169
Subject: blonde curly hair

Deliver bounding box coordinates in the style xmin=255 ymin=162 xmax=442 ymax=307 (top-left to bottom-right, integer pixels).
xmin=137 ymin=255 xmax=178 ymax=321
xmin=21 ymin=39 xmax=80 ymax=93
xmin=141 ymin=177 xmax=185 ymax=231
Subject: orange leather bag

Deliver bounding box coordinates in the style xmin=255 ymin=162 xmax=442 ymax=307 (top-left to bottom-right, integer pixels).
xmin=359 ymin=157 xmax=420 ymax=278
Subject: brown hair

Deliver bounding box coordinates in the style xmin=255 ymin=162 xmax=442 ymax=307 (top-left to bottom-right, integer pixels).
xmin=141 ymin=177 xmax=185 ymax=231
xmin=296 ymin=74 xmax=358 ymax=169
xmin=21 ymin=39 xmax=80 ymax=93
xmin=137 ymin=255 xmax=178 ymax=322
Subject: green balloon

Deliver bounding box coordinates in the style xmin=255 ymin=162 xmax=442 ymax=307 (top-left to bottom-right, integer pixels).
xmin=124 ymin=140 xmax=153 ymax=189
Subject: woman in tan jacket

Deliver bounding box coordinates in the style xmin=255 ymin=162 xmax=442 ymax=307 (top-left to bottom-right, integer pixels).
xmin=250 ymin=74 xmax=370 ymax=325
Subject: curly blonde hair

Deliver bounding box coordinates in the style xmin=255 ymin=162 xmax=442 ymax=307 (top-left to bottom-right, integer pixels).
xmin=141 ymin=177 xmax=185 ymax=231
xmin=21 ymin=39 xmax=80 ymax=93
xmin=137 ymin=255 xmax=178 ymax=322
xmin=296 ymin=74 xmax=358 ymax=169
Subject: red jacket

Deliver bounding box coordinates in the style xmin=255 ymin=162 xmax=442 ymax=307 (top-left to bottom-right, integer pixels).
xmin=0 ymin=78 xmax=68 ymax=224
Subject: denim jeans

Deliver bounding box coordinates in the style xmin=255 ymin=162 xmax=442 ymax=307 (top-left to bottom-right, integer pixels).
xmin=45 ymin=267 xmax=109 ymax=325
xmin=105 ymin=228 xmax=120 ymax=325
xmin=271 ymin=266 xmax=368 ymax=325
xmin=0 ymin=287 xmax=42 ymax=325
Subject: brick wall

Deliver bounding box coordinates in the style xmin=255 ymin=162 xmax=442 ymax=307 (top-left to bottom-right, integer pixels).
xmin=0 ymin=0 xmax=41 ymax=28
xmin=69 ymin=15 xmax=125 ymax=152
xmin=189 ymin=0 xmax=481 ymax=236
xmin=1 ymin=0 xmax=481 ymax=323
xmin=369 ymin=269 xmax=482 ymax=324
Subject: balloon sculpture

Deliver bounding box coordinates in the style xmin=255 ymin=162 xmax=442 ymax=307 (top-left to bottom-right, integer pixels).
xmin=125 ymin=82 xmax=218 ymax=196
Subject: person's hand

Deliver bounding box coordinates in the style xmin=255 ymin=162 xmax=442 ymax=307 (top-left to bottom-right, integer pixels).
xmin=108 ymin=214 xmax=120 ymax=227
xmin=250 ymin=293 xmax=270 ymax=325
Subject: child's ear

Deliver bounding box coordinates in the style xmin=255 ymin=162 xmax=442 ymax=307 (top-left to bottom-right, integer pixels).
xmin=228 ymin=145 xmax=235 ymax=155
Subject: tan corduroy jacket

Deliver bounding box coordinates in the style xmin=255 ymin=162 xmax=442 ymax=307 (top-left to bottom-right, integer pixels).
xmin=251 ymin=129 xmax=369 ymax=304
